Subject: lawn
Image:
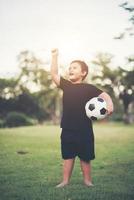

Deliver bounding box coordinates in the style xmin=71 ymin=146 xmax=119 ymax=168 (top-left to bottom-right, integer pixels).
xmin=0 ymin=122 xmax=134 ymax=200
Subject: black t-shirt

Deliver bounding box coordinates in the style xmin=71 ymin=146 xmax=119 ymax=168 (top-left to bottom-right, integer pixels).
xmin=59 ymin=77 xmax=103 ymax=131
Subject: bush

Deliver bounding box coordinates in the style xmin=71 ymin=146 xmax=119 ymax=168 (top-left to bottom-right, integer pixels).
xmin=110 ymin=113 xmax=123 ymax=122
xmin=0 ymin=119 xmax=5 ymax=128
xmin=4 ymin=112 xmax=35 ymax=127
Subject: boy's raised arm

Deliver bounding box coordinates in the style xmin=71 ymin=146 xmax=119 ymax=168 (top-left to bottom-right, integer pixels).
xmin=51 ymin=48 xmax=60 ymax=86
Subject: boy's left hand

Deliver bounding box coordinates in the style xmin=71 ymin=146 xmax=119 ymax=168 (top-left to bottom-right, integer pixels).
xmin=99 ymin=92 xmax=114 ymax=116
xmin=107 ymin=108 xmax=113 ymax=115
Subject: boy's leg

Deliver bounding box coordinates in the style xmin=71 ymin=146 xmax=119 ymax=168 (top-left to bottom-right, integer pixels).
xmin=80 ymin=160 xmax=94 ymax=186
xmin=56 ymin=158 xmax=75 ymax=188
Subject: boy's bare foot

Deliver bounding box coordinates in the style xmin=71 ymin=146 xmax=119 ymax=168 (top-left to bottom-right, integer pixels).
xmin=84 ymin=181 xmax=94 ymax=187
xmin=55 ymin=181 xmax=69 ymax=188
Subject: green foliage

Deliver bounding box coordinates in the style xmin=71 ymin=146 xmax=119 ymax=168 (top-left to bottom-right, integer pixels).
xmin=91 ymin=53 xmax=134 ymax=123
xmin=16 ymin=91 xmax=48 ymax=121
xmin=110 ymin=113 xmax=123 ymax=122
xmin=120 ymin=2 xmax=134 ymax=23
xmin=0 ymin=77 xmax=19 ymax=98
xmin=91 ymin=53 xmax=118 ymax=97
xmin=17 ymin=50 xmax=52 ymax=92
xmin=0 ymin=119 xmax=5 ymax=128
xmin=0 ymin=92 xmax=48 ymax=122
xmin=115 ymin=1 xmax=134 ymax=38
xmin=0 ymin=50 xmax=60 ymax=122
xmin=118 ymin=66 xmax=134 ymax=91
xmin=16 ymin=50 xmax=60 ymax=120
xmin=4 ymin=112 xmax=35 ymax=127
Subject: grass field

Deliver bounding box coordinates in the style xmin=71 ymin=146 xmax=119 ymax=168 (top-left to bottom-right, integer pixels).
xmin=0 ymin=122 xmax=134 ymax=200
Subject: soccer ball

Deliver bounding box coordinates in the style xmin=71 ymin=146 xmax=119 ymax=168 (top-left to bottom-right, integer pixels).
xmin=85 ymin=97 xmax=108 ymax=120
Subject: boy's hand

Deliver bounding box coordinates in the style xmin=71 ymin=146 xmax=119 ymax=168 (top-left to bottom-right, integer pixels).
xmin=99 ymin=92 xmax=114 ymax=116
xmin=107 ymin=107 xmax=113 ymax=115
xmin=51 ymin=48 xmax=58 ymax=56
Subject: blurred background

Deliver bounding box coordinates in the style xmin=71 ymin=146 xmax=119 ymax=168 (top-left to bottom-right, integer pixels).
xmin=0 ymin=0 xmax=134 ymax=128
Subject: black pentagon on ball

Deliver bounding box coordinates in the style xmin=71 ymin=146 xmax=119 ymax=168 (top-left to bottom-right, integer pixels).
xmin=88 ymin=104 xmax=95 ymax=111
xmin=100 ymin=108 xmax=107 ymax=115
xmin=91 ymin=116 xmax=97 ymax=120
xmin=97 ymin=97 xmax=104 ymax=102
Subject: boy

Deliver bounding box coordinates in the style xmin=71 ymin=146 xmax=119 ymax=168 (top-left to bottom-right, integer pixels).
xmin=50 ymin=48 xmax=114 ymax=188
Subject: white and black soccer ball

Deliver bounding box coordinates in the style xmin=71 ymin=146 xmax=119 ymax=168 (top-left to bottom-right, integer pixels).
xmin=85 ymin=97 xmax=108 ymax=120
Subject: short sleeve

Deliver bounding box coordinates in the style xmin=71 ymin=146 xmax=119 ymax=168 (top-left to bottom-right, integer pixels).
xmin=58 ymin=76 xmax=71 ymax=90
xmin=89 ymin=85 xmax=103 ymax=97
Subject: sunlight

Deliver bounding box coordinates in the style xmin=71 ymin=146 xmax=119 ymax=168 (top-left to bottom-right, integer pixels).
xmin=36 ymin=35 xmax=89 ymax=71
xmin=49 ymin=33 xmax=89 ymax=62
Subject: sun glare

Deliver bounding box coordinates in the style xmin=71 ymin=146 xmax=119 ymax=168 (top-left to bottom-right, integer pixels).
xmin=36 ymin=35 xmax=89 ymax=71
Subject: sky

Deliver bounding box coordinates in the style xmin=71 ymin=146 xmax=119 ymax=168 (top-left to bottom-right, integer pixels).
xmin=0 ymin=0 xmax=134 ymax=77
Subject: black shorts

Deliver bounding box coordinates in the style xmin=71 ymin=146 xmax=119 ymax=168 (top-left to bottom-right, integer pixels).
xmin=61 ymin=129 xmax=95 ymax=162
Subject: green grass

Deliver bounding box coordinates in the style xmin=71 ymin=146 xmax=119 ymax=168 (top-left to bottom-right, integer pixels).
xmin=0 ymin=122 xmax=134 ymax=200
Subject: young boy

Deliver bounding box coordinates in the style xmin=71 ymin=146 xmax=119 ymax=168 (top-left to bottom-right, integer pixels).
xmin=50 ymin=48 xmax=114 ymax=188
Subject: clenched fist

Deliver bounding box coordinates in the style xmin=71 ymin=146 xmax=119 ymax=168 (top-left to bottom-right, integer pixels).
xmin=51 ymin=48 xmax=58 ymax=56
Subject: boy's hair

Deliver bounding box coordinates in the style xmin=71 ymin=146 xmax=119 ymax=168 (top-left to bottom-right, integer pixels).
xmin=71 ymin=60 xmax=89 ymax=80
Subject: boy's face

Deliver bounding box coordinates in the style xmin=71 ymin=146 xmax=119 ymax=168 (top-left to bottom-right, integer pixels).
xmin=68 ymin=62 xmax=86 ymax=83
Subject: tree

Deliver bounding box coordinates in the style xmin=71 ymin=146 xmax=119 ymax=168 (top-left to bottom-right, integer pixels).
xmin=0 ymin=50 xmax=61 ymax=123
xmin=0 ymin=78 xmax=19 ymax=98
xmin=118 ymin=56 xmax=134 ymax=123
xmin=91 ymin=53 xmax=134 ymax=123
xmin=91 ymin=53 xmax=120 ymax=97
xmin=114 ymin=1 xmax=134 ymax=39
xmin=17 ymin=50 xmax=60 ymax=122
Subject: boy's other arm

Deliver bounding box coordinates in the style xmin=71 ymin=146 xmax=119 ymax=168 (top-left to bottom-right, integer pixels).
xmin=51 ymin=48 xmax=60 ymax=86
xmin=99 ymin=92 xmax=114 ymax=115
